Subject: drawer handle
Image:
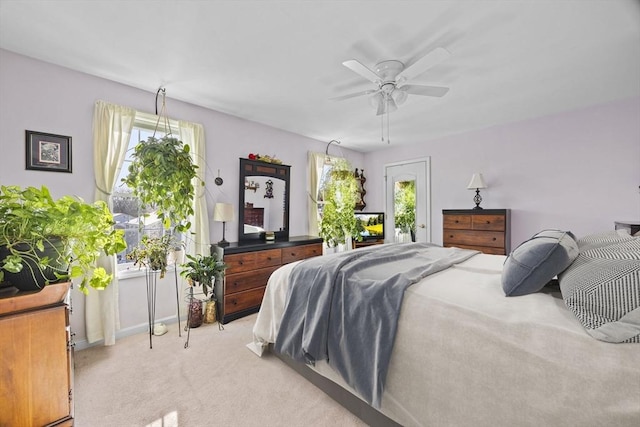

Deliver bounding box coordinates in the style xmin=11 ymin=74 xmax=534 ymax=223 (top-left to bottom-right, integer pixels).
xmin=493 ymin=237 xmax=497 ymax=241
xmin=486 ymin=221 xmax=490 ymax=224
xmin=267 ymin=257 xmax=272 ymax=260
xmin=449 ymin=235 xmax=454 ymax=238
xmin=454 ymin=220 xmax=459 ymax=223
xmin=239 ymin=261 xmax=244 ymax=265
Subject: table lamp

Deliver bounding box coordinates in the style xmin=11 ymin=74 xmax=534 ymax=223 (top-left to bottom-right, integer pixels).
xmin=467 ymin=173 xmax=487 ymax=210
xmin=213 ymin=202 xmax=234 ymax=246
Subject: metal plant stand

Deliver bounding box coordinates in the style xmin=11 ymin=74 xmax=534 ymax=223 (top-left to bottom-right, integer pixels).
xmin=145 ymin=267 xmax=182 ymax=349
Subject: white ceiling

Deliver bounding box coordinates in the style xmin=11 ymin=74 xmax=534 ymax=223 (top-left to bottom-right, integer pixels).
xmin=1 ymin=0 xmax=639 ymax=152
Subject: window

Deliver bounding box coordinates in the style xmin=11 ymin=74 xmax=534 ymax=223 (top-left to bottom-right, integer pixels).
xmin=112 ymin=113 xmax=180 ymax=271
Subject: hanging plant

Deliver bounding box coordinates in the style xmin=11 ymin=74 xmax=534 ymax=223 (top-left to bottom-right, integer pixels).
xmin=318 ymin=158 xmax=362 ymax=248
xmin=123 ymin=135 xmax=202 ymax=233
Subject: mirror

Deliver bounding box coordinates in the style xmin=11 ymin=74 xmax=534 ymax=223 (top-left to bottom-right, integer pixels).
xmin=238 ymin=158 xmax=290 ymax=241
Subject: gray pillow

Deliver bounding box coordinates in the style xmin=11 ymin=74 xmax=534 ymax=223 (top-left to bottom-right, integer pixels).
xmin=559 ymin=238 xmax=640 ymax=343
xmin=502 ymin=230 xmax=579 ymax=296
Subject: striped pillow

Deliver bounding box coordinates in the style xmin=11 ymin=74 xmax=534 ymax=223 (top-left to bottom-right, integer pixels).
xmin=559 ymin=238 xmax=640 ymax=343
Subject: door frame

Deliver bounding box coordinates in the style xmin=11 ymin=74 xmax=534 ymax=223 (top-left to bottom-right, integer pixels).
xmin=383 ymin=157 xmax=432 ymax=243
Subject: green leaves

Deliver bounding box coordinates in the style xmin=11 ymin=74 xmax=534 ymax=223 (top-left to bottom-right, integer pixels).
xmin=318 ymin=159 xmax=361 ymax=248
xmin=122 ymin=136 xmax=202 ymax=233
xmin=180 ymin=253 xmax=227 ymax=297
xmin=0 ymin=185 xmax=127 ymax=292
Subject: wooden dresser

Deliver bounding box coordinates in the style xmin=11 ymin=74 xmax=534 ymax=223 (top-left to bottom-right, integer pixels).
xmin=442 ymin=209 xmax=511 ymax=255
xmin=0 ymin=282 xmax=74 ymax=427
xmin=212 ymin=236 xmax=323 ymax=324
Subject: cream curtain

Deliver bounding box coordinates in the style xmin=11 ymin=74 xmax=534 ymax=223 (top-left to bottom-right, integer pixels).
xmin=307 ymin=151 xmax=328 ymax=236
xmin=87 ymin=100 xmax=135 ymax=345
xmin=179 ymin=121 xmax=210 ymax=256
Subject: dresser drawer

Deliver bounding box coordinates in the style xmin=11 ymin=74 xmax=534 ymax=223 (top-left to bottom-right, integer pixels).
xmin=224 ymin=249 xmax=282 ymax=274
xmin=452 ymin=244 xmax=506 ymax=255
xmin=443 ymin=230 xmax=505 ymax=249
xmin=225 ymin=266 xmax=280 ymax=294
xmin=443 ymin=215 xmax=471 ymax=230
xmin=282 ymin=243 xmax=323 ymax=264
xmin=471 ymin=215 xmax=505 ymax=231
xmin=224 ymin=286 xmax=266 ymax=315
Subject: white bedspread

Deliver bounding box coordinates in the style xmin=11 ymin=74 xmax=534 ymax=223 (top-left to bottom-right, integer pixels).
xmin=250 ymin=252 xmax=640 ymax=427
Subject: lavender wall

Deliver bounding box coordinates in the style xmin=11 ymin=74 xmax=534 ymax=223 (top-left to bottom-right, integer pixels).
xmin=365 ymin=96 xmax=640 ymax=247
xmin=0 ymin=48 xmax=364 ymax=346
xmin=1 ymin=47 xmax=638 ymax=345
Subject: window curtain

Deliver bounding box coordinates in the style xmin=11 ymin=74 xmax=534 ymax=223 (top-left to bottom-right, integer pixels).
xmin=307 ymin=151 xmax=328 ymax=236
xmin=179 ymin=121 xmax=210 ymax=256
xmin=87 ymin=100 xmax=135 ymax=345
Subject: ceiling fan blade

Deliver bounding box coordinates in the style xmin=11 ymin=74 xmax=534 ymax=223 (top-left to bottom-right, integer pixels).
xmin=342 ymin=59 xmax=381 ymax=83
xmin=329 ymin=89 xmax=378 ymax=101
xmin=396 ymin=47 xmax=450 ymax=82
xmin=399 ymin=84 xmax=450 ymax=97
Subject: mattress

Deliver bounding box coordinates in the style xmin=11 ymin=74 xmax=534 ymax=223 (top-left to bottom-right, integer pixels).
xmin=250 ymin=252 xmax=640 ymax=427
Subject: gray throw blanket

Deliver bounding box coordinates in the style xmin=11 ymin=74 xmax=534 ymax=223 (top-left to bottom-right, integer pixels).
xmin=274 ymin=242 xmax=479 ymax=407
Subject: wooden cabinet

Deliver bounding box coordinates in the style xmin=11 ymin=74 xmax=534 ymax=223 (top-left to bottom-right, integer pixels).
xmin=243 ymin=207 xmax=264 ymax=227
xmin=443 ymin=209 xmax=511 ymax=255
xmin=0 ymin=282 xmax=74 ymax=427
xmin=212 ymin=236 xmax=323 ymax=324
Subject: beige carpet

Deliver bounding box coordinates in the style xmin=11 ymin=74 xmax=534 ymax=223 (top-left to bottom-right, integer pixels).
xmin=74 ymin=313 xmax=366 ymax=427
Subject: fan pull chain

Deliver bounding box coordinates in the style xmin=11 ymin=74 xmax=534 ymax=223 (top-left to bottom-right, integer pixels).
xmin=386 ymin=103 xmax=390 ymax=144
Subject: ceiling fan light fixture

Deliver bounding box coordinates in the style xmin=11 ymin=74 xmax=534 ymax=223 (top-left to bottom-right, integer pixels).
xmin=369 ymin=92 xmax=383 ymax=109
xmin=392 ymin=89 xmax=408 ymax=105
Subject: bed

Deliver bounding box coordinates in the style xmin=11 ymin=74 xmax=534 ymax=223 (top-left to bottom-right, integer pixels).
xmin=249 ymin=231 xmax=640 ymax=426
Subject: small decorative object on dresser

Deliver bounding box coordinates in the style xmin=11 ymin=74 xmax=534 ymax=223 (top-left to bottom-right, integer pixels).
xmin=614 ymin=221 xmax=640 ymax=236
xmin=442 ymin=209 xmax=511 ymax=255
xmin=466 ymin=173 xmax=487 ymax=209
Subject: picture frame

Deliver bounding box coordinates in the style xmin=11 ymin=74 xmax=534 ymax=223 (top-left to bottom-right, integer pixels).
xmin=25 ymin=130 xmax=72 ymax=173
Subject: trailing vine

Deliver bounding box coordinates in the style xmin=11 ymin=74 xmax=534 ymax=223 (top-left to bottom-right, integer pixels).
xmin=123 ymin=136 xmax=202 ymax=233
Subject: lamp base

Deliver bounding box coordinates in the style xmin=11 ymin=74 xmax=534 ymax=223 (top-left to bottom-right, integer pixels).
xmin=472 ymin=189 xmax=483 ymax=210
xmin=217 ymin=239 xmax=229 ymax=247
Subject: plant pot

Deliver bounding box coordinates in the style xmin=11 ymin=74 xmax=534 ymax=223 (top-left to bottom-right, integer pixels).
xmin=203 ymin=300 xmax=217 ymax=324
xmin=0 ymin=238 xmax=68 ymax=291
xmin=188 ymin=299 xmax=203 ymax=328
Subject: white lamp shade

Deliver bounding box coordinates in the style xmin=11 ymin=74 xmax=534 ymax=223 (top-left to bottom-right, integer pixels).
xmin=467 ymin=173 xmax=487 ymax=189
xmin=213 ymin=203 xmax=234 ymax=222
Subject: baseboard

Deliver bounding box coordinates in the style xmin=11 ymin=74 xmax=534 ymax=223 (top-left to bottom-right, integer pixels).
xmin=74 ymin=314 xmax=186 ymax=351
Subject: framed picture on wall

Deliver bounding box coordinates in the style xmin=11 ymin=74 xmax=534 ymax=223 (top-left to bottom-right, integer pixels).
xmin=25 ymin=130 xmax=72 ymax=173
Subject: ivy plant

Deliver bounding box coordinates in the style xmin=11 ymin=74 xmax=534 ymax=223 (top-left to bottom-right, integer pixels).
xmin=123 ymin=136 xmax=202 ymax=233
xmin=318 ymin=158 xmax=362 ymax=248
xmin=0 ymin=185 xmax=127 ymax=293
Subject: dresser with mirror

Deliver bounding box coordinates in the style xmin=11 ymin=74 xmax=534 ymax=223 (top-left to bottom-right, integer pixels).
xmin=212 ymin=158 xmax=322 ymax=324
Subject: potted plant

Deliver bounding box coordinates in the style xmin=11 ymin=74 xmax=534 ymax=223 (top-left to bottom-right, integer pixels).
xmin=180 ymin=253 xmax=227 ymax=326
xmin=122 ymin=135 xmax=202 ymax=233
xmin=126 ymin=234 xmax=178 ymax=279
xmin=0 ymin=185 xmax=127 ymax=294
xmin=179 ymin=253 xmax=227 ymax=298
xmin=318 ymin=158 xmax=362 ymax=249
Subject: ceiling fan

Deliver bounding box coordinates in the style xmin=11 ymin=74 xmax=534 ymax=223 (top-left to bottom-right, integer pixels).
xmin=332 ymin=47 xmax=451 ymax=116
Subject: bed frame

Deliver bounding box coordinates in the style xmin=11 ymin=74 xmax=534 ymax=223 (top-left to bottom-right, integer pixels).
xmin=275 ymin=351 xmax=402 ymax=427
